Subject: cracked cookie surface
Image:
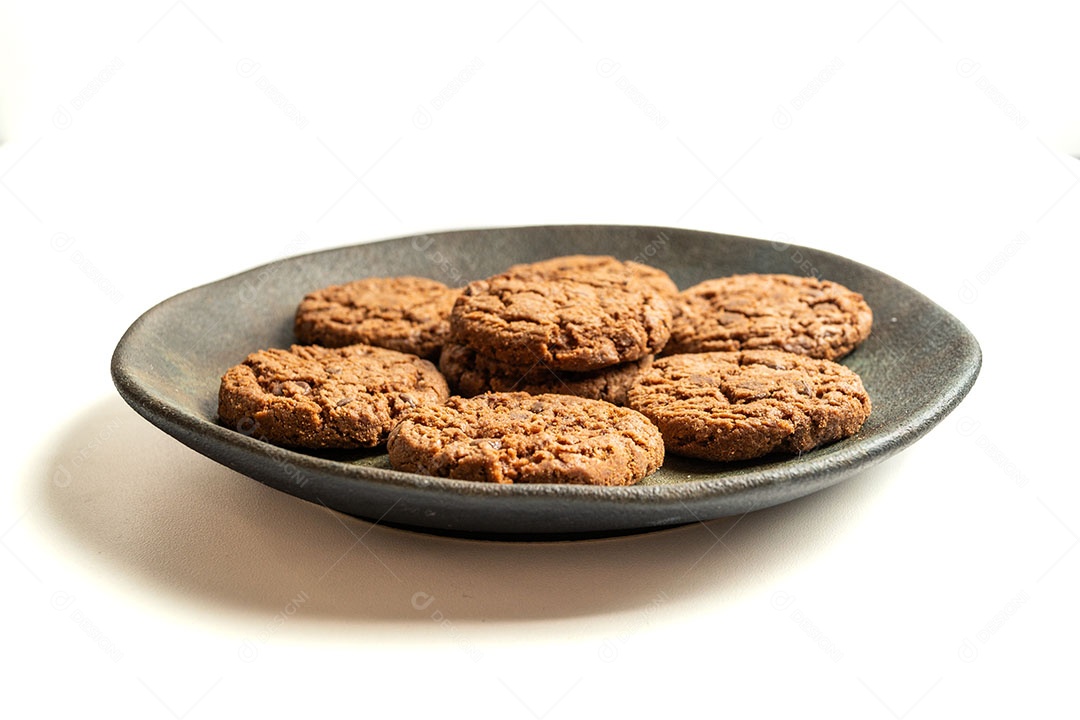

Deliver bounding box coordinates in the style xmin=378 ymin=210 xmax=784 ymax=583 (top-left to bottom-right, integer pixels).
xmin=627 ymin=350 xmax=871 ymax=461
xmin=450 ymin=267 xmax=672 ymax=372
xmin=506 ymin=254 xmax=679 ymax=298
xmin=666 ymin=273 xmax=872 ymax=360
xmin=218 ymin=343 xmax=450 ymax=448
xmin=294 ymin=276 xmax=459 ymax=358
xmin=387 ymin=392 xmax=664 ymax=485
xmin=438 ymin=343 xmax=650 ymax=406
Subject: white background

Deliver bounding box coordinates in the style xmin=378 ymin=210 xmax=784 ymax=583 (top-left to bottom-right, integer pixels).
xmin=3 ymin=1 xmax=1079 ymax=717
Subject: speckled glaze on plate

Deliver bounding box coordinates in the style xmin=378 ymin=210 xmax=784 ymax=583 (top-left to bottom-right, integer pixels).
xmin=111 ymin=226 xmax=981 ymax=537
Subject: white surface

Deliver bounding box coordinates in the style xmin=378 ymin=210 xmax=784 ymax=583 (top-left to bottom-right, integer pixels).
xmin=3 ymin=2 xmax=1078 ymax=717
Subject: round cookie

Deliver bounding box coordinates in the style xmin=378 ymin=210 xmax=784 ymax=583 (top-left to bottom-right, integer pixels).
xmin=666 ymin=273 xmax=872 ymax=360
xmin=627 ymin=350 xmax=871 ymax=461
xmin=450 ymin=270 xmax=672 ymax=372
xmin=219 ymin=343 xmax=450 ymax=449
xmin=294 ymin=276 xmax=459 ymax=358
xmin=439 ymin=343 xmax=650 ymax=406
xmin=506 ymin=255 xmax=679 ymax=298
xmin=387 ymin=392 xmax=664 ymax=485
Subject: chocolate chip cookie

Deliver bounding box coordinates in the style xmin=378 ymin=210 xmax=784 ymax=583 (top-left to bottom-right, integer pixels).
xmin=627 ymin=350 xmax=871 ymax=461
xmin=665 ymin=274 xmax=872 ymax=360
xmin=219 ymin=343 xmax=450 ymax=449
xmin=439 ymin=343 xmax=650 ymax=406
xmin=294 ymin=276 xmax=459 ymax=358
xmin=450 ymin=269 xmax=672 ymax=372
xmin=387 ymin=392 xmax=665 ymax=485
xmin=507 ymin=255 xmax=679 ymax=298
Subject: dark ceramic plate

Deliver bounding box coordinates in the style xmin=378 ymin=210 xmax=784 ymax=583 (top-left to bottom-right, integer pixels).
xmin=112 ymin=225 xmax=980 ymax=537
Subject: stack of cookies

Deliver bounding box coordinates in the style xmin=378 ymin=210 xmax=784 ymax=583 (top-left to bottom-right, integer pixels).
xmin=218 ymin=253 xmax=874 ymax=486
xmin=441 ymin=255 xmax=676 ymax=406
xmin=638 ymin=272 xmax=874 ymax=461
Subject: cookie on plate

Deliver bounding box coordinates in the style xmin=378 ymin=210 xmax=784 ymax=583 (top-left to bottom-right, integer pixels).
xmin=219 ymin=343 xmax=450 ymax=449
xmin=450 ymin=268 xmax=671 ymax=372
xmin=439 ymin=343 xmax=650 ymax=406
xmin=387 ymin=392 xmax=664 ymax=485
xmin=627 ymin=350 xmax=871 ymax=461
xmin=665 ymin=273 xmax=872 ymax=360
xmin=294 ymin=276 xmax=459 ymax=358
xmin=506 ymin=254 xmax=679 ymax=298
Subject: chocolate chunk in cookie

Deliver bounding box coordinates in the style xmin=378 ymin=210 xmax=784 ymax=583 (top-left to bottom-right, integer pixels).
xmin=666 ymin=273 xmax=872 ymax=360
xmin=450 ymin=268 xmax=672 ymax=372
xmin=219 ymin=343 xmax=450 ymax=449
xmin=627 ymin=350 xmax=871 ymax=461
xmin=387 ymin=392 xmax=664 ymax=485
xmin=439 ymin=343 xmax=650 ymax=406
xmin=295 ymin=276 xmax=459 ymax=358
